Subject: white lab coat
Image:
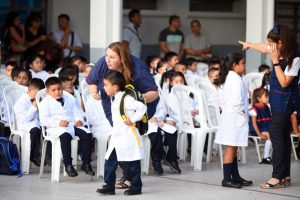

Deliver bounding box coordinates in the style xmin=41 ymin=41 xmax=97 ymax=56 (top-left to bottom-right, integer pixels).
xmin=105 ymin=91 xmax=147 ymax=162
xmin=85 ymin=95 xmax=112 ymax=137
xmin=39 ymin=93 xmax=89 ymax=138
xmin=13 ymin=93 xmax=40 ymax=133
xmin=29 ymin=69 xmax=49 ymax=83
xmin=214 ymin=71 xmax=249 ymax=147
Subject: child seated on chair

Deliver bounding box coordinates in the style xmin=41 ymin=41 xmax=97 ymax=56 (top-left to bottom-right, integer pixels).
xmin=14 ymin=78 xmax=45 ymax=166
xmin=96 ymin=71 xmax=146 ymax=196
xmin=148 ymin=97 xmax=181 ymax=175
xmin=5 ymin=61 xmax=17 ymax=79
xmin=39 ymin=77 xmax=95 ymax=177
xmin=249 ymin=88 xmax=272 ymax=164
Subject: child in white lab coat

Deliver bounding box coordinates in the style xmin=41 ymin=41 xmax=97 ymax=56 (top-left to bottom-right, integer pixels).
xmin=27 ymin=54 xmax=49 ymax=83
xmin=14 ymin=78 xmax=45 ymax=166
xmin=96 ymin=71 xmax=146 ymax=196
xmin=214 ymin=53 xmax=252 ymax=188
xmin=38 ymin=77 xmax=95 ymax=177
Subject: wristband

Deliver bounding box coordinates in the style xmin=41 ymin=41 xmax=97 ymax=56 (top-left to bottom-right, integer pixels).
xmin=273 ymin=63 xmax=280 ymax=67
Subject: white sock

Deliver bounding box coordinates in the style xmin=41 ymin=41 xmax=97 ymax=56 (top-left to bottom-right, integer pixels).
xmin=263 ymin=140 xmax=272 ymax=159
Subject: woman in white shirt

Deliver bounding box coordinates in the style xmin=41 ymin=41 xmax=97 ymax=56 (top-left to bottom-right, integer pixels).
xmin=215 ymin=53 xmax=252 ymax=189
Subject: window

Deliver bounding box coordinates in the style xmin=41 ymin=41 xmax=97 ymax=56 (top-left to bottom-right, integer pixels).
xmin=123 ymin=0 xmax=157 ymax=10
xmin=190 ymin=0 xmax=240 ymax=12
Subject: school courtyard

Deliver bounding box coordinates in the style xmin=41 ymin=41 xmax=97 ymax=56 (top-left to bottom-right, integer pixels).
xmin=0 ymin=146 xmax=299 ymax=200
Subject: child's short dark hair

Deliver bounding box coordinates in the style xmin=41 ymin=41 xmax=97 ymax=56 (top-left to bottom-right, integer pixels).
xmin=29 ymin=78 xmax=45 ymax=90
xmin=252 ymin=88 xmax=269 ymax=105
xmin=258 ymin=64 xmax=271 ymax=73
xmin=208 ymin=67 xmax=220 ymax=77
xmin=164 ymin=51 xmax=178 ymax=61
xmin=11 ymin=67 xmax=22 ymax=80
xmin=5 ymin=61 xmax=17 ymax=68
xmin=184 ymin=57 xmax=197 ymax=67
xmin=156 ymin=59 xmax=168 ymax=73
xmin=103 ymin=71 xmax=126 ymax=91
xmin=208 ymin=57 xmax=221 ymax=68
xmin=45 ymin=77 xmax=62 ymax=88
xmin=20 ymin=68 xmax=32 ymax=80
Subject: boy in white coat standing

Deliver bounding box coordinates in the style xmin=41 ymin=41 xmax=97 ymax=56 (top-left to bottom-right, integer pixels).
xmin=39 ymin=77 xmax=95 ymax=177
xmin=14 ymin=78 xmax=45 ymax=166
xmin=96 ymin=71 xmax=147 ymax=196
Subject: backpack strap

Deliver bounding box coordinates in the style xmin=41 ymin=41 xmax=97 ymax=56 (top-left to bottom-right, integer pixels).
xmin=119 ymin=93 xmax=143 ymax=147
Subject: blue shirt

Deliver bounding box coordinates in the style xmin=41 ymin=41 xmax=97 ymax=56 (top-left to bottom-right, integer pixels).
xmin=86 ymin=55 xmax=159 ymax=125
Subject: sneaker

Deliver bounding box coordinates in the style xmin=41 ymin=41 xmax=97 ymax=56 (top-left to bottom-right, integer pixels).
xmin=260 ymin=157 xmax=272 ymax=164
xmin=152 ymin=161 xmax=163 ymax=175
xmin=166 ymin=160 xmax=181 ymax=173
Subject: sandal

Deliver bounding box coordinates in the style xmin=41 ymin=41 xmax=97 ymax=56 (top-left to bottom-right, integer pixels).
xmin=282 ymin=177 xmax=291 ymax=186
xmin=260 ymin=181 xmax=286 ymax=189
xmin=115 ymin=179 xmax=131 ymax=189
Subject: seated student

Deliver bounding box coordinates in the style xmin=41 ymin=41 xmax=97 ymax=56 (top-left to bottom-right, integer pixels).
xmin=5 ymin=61 xmax=17 ymax=79
xmin=208 ymin=56 xmax=221 ymax=69
xmin=146 ymin=55 xmax=161 ymax=75
xmin=16 ymin=68 xmax=32 ymax=86
xmin=258 ymin=64 xmax=271 ymax=74
xmin=14 ymin=78 xmax=45 ymax=166
xmin=59 ymin=64 xmax=80 ymax=90
xmin=185 ymin=57 xmax=198 ymax=76
xmin=174 ymin=62 xmax=187 ymax=75
xmin=71 ymin=56 xmax=87 ymax=83
xmin=249 ymin=88 xmax=272 ymax=164
xmin=39 ymin=77 xmax=95 ymax=177
xmin=11 ymin=67 xmax=23 ymax=82
xmin=164 ymin=51 xmax=179 ymax=70
xmin=60 ymin=76 xmax=83 ymax=111
xmin=207 ymin=67 xmax=220 ymax=89
xmin=27 ymin=54 xmax=49 ymax=83
xmin=96 ymin=71 xmax=146 ymax=196
xmin=80 ymin=63 xmax=94 ymax=92
xmin=148 ymin=97 xmax=181 ymax=175
xmin=154 ymin=59 xmax=168 ymax=88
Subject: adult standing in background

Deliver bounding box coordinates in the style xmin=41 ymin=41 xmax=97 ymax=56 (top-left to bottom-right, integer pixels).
xmin=122 ymin=9 xmax=142 ymax=58
xmin=159 ymin=15 xmax=184 ymax=60
xmin=185 ymin=19 xmax=212 ymax=62
xmin=53 ymin=14 xmax=82 ymax=59
xmin=24 ymin=12 xmax=47 ymax=60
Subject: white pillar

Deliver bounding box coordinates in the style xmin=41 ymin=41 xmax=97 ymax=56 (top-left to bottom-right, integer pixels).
xmin=246 ymin=0 xmax=274 ymax=72
xmin=90 ymin=0 xmax=123 ymax=63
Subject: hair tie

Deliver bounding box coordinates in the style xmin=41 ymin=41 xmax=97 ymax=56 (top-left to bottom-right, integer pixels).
xmin=223 ymin=55 xmax=229 ymax=62
xmin=273 ymin=23 xmax=280 ymax=34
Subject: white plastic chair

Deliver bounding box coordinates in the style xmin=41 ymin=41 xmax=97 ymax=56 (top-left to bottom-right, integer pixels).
xmin=171 ymin=85 xmax=216 ymax=171
xmin=196 ymin=62 xmax=209 ymax=78
xmin=243 ymin=72 xmax=264 ymax=98
xmin=0 ymin=80 xmax=18 ymax=124
xmin=81 ymin=88 xmax=111 ymax=178
xmin=36 ymin=89 xmax=79 ymax=183
xmin=291 ymin=134 xmax=299 ymax=160
xmin=3 ymin=85 xmax=29 ymax=173
xmin=248 ymin=135 xmax=266 ymax=163
xmin=140 ymin=135 xmax=151 ymax=174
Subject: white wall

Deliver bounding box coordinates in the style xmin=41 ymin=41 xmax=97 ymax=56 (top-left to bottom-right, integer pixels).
xmin=47 ymin=0 xmax=90 ymax=44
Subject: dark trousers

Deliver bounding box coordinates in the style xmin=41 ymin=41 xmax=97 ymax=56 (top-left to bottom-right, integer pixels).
xmin=270 ymin=112 xmax=291 ymax=179
xmin=104 ymin=149 xmax=142 ymax=192
xmin=29 ymin=127 xmax=41 ymax=159
xmin=59 ymin=127 xmax=92 ymax=166
xmin=148 ymin=128 xmax=178 ymax=162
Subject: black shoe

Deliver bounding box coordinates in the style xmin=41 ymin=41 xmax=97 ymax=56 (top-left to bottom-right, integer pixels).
xmin=166 ymin=160 xmax=181 ymax=173
xmin=222 ymin=180 xmax=242 ymax=188
xmin=233 ymin=178 xmax=253 ymax=186
xmin=152 ymin=161 xmax=163 ymax=175
xmin=260 ymin=157 xmax=272 ymax=164
xmin=96 ymin=187 xmax=115 ymax=195
xmin=65 ymin=165 xmax=78 ymax=177
xmin=30 ymin=157 xmax=41 ymax=167
xmin=81 ymin=163 xmax=95 ymax=176
xmin=124 ymin=189 xmax=142 ymax=196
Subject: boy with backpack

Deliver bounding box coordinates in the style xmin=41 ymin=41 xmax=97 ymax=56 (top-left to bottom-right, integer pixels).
xmin=96 ymin=71 xmax=147 ymax=196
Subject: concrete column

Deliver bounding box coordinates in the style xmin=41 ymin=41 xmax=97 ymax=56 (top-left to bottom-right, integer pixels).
xmin=90 ymin=0 xmax=123 ymax=63
xmin=245 ymin=0 xmax=274 ymax=72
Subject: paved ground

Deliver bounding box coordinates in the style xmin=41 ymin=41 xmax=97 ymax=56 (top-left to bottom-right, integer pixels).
xmin=1 ymin=146 xmax=300 ymax=200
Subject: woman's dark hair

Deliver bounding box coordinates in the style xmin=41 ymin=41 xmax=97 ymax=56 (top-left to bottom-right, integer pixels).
xmin=252 ymin=88 xmax=269 ymax=106
xmin=3 ymin=12 xmax=22 ymax=47
xmin=26 ymin=54 xmax=44 ymax=70
xmin=216 ymin=52 xmax=244 ymax=86
xmin=25 ymin=12 xmax=42 ymax=28
xmin=267 ymin=24 xmax=297 ymax=68
xmin=103 ymin=71 xmax=126 ymax=92
xmin=29 ymin=78 xmax=45 ymax=90
xmin=59 ymin=64 xmax=79 ymax=88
